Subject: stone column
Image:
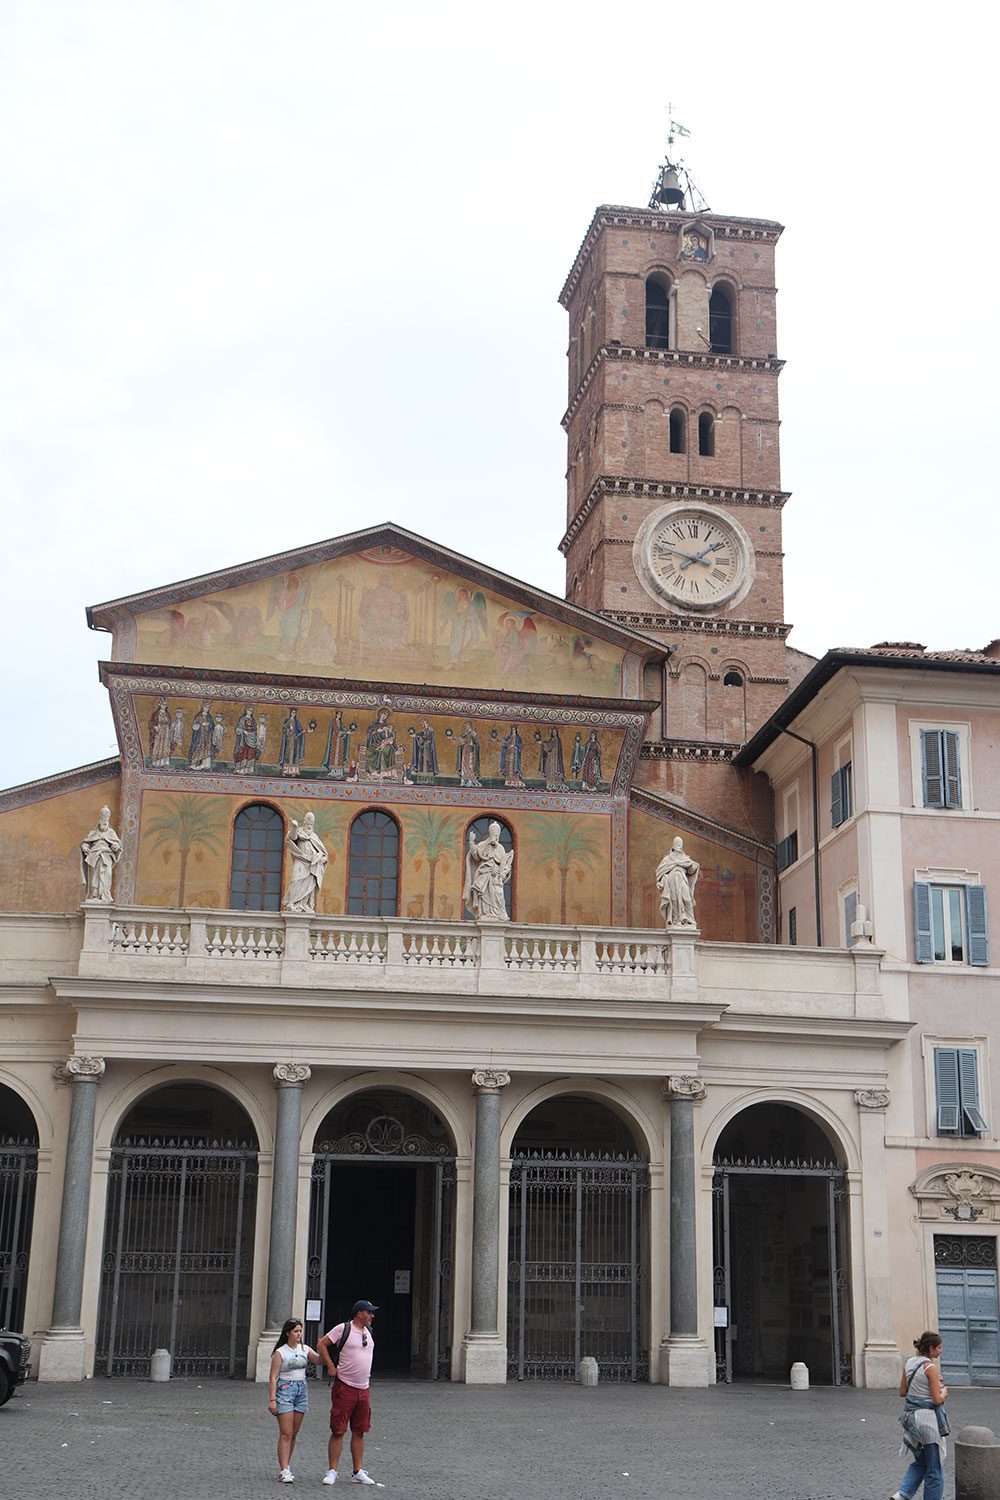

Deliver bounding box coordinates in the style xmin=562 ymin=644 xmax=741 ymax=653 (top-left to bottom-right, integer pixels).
xmin=255 ymin=1063 xmax=310 ymax=1381
xmin=661 ymin=1075 xmax=711 ymax=1387
xmin=38 ymin=1056 xmax=105 ymax=1381
xmin=854 ymin=1088 xmax=902 ymax=1387
xmin=461 ymin=1067 xmax=510 ymax=1384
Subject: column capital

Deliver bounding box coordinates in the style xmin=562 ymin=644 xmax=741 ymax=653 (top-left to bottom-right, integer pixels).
xmin=273 ymin=1062 xmax=311 ymax=1087
xmin=53 ymin=1055 xmax=106 ymax=1084
xmin=663 ymin=1074 xmax=706 ymax=1101
xmin=854 ymin=1087 xmax=890 ymax=1111
xmin=471 ymin=1068 xmax=510 ymax=1094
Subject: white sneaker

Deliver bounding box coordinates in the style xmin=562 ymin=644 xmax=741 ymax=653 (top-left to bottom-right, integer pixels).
xmin=351 ymin=1472 xmax=376 ymax=1486
xmin=322 ymin=1472 xmax=338 ymax=1486
xmin=279 ymin=1469 xmax=294 ymax=1483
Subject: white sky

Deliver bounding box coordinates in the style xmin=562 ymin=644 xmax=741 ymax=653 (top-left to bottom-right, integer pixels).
xmin=1 ymin=2 xmax=996 ymax=790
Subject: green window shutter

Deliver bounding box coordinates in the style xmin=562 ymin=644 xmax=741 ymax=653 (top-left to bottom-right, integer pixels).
xmin=844 ymin=889 xmax=858 ymax=946
xmin=921 ymin=730 xmax=944 ymax=807
xmin=842 ymin=761 xmax=853 ymax=819
xmin=831 ymin=769 xmax=843 ymax=828
xmin=913 ymin=881 xmax=934 ymax=962
xmin=958 ymin=1048 xmax=988 ymax=1135
xmin=943 ymin=730 xmax=962 ymax=808
xmin=966 ymin=885 xmax=990 ymax=967
xmin=934 ymin=1048 xmax=961 ymax=1133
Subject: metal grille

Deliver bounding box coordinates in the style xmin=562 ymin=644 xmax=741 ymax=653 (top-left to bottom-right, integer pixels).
xmin=305 ymin=1117 xmax=455 ymax=1378
xmin=712 ymin=1157 xmax=853 ymax=1386
xmin=507 ymin=1155 xmax=648 ymax=1382
xmin=0 ymin=1138 xmax=37 ymax=1331
xmin=935 ymin=1235 xmax=998 ymax=1268
xmin=96 ymin=1141 xmax=258 ymax=1377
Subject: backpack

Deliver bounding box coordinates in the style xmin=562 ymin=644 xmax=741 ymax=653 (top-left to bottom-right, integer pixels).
xmin=330 ymin=1320 xmax=353 ymax=1368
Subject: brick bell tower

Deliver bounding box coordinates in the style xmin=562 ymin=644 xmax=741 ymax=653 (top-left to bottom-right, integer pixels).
xmin=558 ymin=143 xmax=793 ymax=788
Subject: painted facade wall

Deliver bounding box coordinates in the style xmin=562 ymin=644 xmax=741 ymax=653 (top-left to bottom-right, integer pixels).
xmin=0 ymin=774 xmax=121 ymax=913
xmin=127 ymin=545 xmax=630 ymax=698
xmin=627 ymin=805 xmax=760 ymax=940
xmin=134 ymin=788 xmax=613 ymax=925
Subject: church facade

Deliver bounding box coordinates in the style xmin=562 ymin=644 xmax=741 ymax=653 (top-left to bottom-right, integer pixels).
xmin=2 ymin=189 xmax=998 ymax=1390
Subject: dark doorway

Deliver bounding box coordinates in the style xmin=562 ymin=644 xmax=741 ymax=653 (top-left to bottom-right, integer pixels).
xmin=0 ymin=1084 xmax=39 ymax=1332
xmin=713 ymin=1103 xmax=852 ymax=1385
xmin=306 ymin=1092 xmax=456 ymax=1378
xmin=325 ymin=1165 xmax=416 ymax=1374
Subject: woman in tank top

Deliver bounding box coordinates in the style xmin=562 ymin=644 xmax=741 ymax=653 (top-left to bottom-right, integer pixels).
xmin=892 ymin=1330 xmax=949 ymax=1500
xmin=268 ymin=1317 xmax=323 ymax=1483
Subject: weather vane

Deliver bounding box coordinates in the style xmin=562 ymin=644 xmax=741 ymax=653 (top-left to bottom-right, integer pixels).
xmin=649 ymin=106 xmax=710 ymax=214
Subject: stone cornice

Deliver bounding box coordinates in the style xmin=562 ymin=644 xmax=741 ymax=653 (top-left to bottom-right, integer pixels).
xmin=596 ymin=612 xmax=792 ymax=641
xmin=629 ymin=785 xmax=772 ymax=860
xmin=0 ymin=756 xmax=121 ymax=811
xmin=559 ymin=206 xmax=784 ymax=306
xmin=560 ymin=479 xmax=790 ymax=554
xmin=562 ymin=344 xmax=784 ymax=427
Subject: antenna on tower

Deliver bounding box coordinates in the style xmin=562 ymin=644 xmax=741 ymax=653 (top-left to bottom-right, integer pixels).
xmin=649 ymin=108 xmax=710 ymax=214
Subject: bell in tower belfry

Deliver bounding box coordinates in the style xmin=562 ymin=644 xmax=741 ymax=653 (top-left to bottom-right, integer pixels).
xmin=653 ymin=165 xmax=685 ymax=209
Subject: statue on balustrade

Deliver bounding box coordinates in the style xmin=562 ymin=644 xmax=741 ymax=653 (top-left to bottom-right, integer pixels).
xmin=655 ymin=836 xmax=700 ymax=930
xmin=80 ymin=806 xmax=122 ymax=903
xmin=282 ymin=811 xmax=329 ymax=913
xmin=464 ymin=821 xmax=513 ymax=923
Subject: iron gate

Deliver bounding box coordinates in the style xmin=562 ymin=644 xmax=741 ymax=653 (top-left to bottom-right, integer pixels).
xmin=0 ymin=1137 xmax=37 ymax=1331
xmin=305 ymin=1114 xmax=455 ymax=1378
xmin=96 ymin=1140 xmax=258 ymax=1376
xmin=712 ymin=1157 xmax=852 ymax=1385
xmin=935 ymin=1235 xmax=1000 ymax=1386
xmin=507 ymin=1155 xmax=648 ymax=1381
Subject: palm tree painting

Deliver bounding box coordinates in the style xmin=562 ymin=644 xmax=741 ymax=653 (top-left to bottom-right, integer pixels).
xmin=142 ymin=796 xmax=228 ymax=906
xmin=404 ymin=809 xmax=463 ymax=918
xmin=522 ymin=814 xmax=603 ymax=925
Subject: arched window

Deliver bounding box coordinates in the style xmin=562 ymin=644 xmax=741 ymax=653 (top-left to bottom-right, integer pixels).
xmin=347 ymin=810 xmax=400 ymax=916
xmin=669 ymin=407 xmax=686 ymax=454
xmin=709 ymin=285 xmax=733 ymax=353
xmin=723 ymin=670 xmax=743 ymax=687
xmin=645 ymin=276 xmax=670 ymax=350
xmin=463 ymin=816 xmax=514 ymax=920
xmin=698 ymin=411 xmax=715 ymax=457
xmin=229 ymin=804 xmax=284 ymax=912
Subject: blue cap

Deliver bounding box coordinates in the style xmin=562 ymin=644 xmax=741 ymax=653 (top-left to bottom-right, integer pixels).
xmin=353 ymin=1299 xmax=378 ymax=1314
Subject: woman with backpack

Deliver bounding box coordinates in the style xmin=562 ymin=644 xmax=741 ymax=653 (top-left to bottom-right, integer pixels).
xmin=267 ymin=1317 xmax=323 ymax=1483
xmin=892 ymin=1330 xmax=950 ymax=1500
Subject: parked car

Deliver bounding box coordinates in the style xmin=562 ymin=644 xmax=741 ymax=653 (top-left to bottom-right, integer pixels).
xmin=0 ymin=1332 xmax=31 ymax=1405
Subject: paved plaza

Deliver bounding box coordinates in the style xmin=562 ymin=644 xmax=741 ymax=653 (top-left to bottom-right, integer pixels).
xmin=4 ymin=1377 xmax=997 ymax=1500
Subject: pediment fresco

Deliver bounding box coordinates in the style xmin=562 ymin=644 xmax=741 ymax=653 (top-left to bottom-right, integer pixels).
xmin=126 ymin=544 xmax=632 ymax=697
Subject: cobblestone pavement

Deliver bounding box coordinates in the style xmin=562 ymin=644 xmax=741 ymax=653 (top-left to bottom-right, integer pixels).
xmin=4 ymin=1377 xmax=997 ymax=1500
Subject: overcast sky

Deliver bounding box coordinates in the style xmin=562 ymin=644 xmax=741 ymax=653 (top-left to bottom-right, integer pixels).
xmin=1 ymin=2 xmax=996 ymax=790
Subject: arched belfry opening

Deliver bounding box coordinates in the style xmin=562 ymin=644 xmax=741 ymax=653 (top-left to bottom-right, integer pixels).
xmin=0 ymin=1083 xmax=39 ymax=1333
xmin=306 ymin=1091 xmax=456 ymax=1378
xmin=506 ymin=1095 xmax=648 ymax=1382
xmin=96 ymin=1083 xmax=259 ymax=1377
xmin=712 ymin=1103 xmax=852 ymax=1385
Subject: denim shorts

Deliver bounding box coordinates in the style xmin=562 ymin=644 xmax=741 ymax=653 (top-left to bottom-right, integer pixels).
xmin=275 ymin=1377 xmax=309 ymax=1415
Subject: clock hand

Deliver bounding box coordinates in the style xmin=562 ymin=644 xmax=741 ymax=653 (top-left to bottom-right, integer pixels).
xmin=682 ymin=542 xmax=728 ymax=568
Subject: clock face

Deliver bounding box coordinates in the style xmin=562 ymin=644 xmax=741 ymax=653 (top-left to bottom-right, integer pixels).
xmin=641 ymin=507 xmax=750 ymax=612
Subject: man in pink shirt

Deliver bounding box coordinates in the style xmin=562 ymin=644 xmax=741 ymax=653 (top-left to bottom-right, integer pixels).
xmin=318 ymin=1299 xmax=378 ymax=1486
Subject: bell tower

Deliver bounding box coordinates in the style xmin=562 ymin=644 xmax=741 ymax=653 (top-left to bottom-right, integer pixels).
xmin=558 ymin=141 xmax=792 ymax=753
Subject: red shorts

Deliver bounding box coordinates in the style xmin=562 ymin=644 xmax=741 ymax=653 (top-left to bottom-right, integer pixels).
xmin=330 ymin=1377 xmax=371 ymax=1436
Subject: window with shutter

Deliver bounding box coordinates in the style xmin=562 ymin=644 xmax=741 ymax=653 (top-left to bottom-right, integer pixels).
xmin=958 ymin=1048 xmax=989 ymax=1136
xmin=943 ymin=731 xmax=962 ymax=808
xmin=830 ymin=769 xmax=843 ymax=828
xmin=935 ymin=1048 xmax=962 ymax=1133
xmin=966 ymin=885 xmax=990 ymax=967
xmin=921 ymin=730 xmax=944 ymax=806
xmin=914 ymin=882 xmax=934 ymax=962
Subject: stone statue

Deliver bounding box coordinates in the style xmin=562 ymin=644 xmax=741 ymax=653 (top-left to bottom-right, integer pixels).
xmin=80 ymin=806 xmax=122 ymax=903
xmin=464 ymin=821 xmax=513 ymax=923
xmin=282 ymin=811 xmax=329 ymax=913
xmin=655 ymin=836 xmax=700 ymax=929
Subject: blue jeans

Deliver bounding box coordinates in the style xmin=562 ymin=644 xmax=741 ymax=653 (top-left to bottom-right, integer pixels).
xmin=899 ymin=1441 xmax=943 ymax=1500
xmin=275 ymin=1377 xmax=309 ymax=1415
